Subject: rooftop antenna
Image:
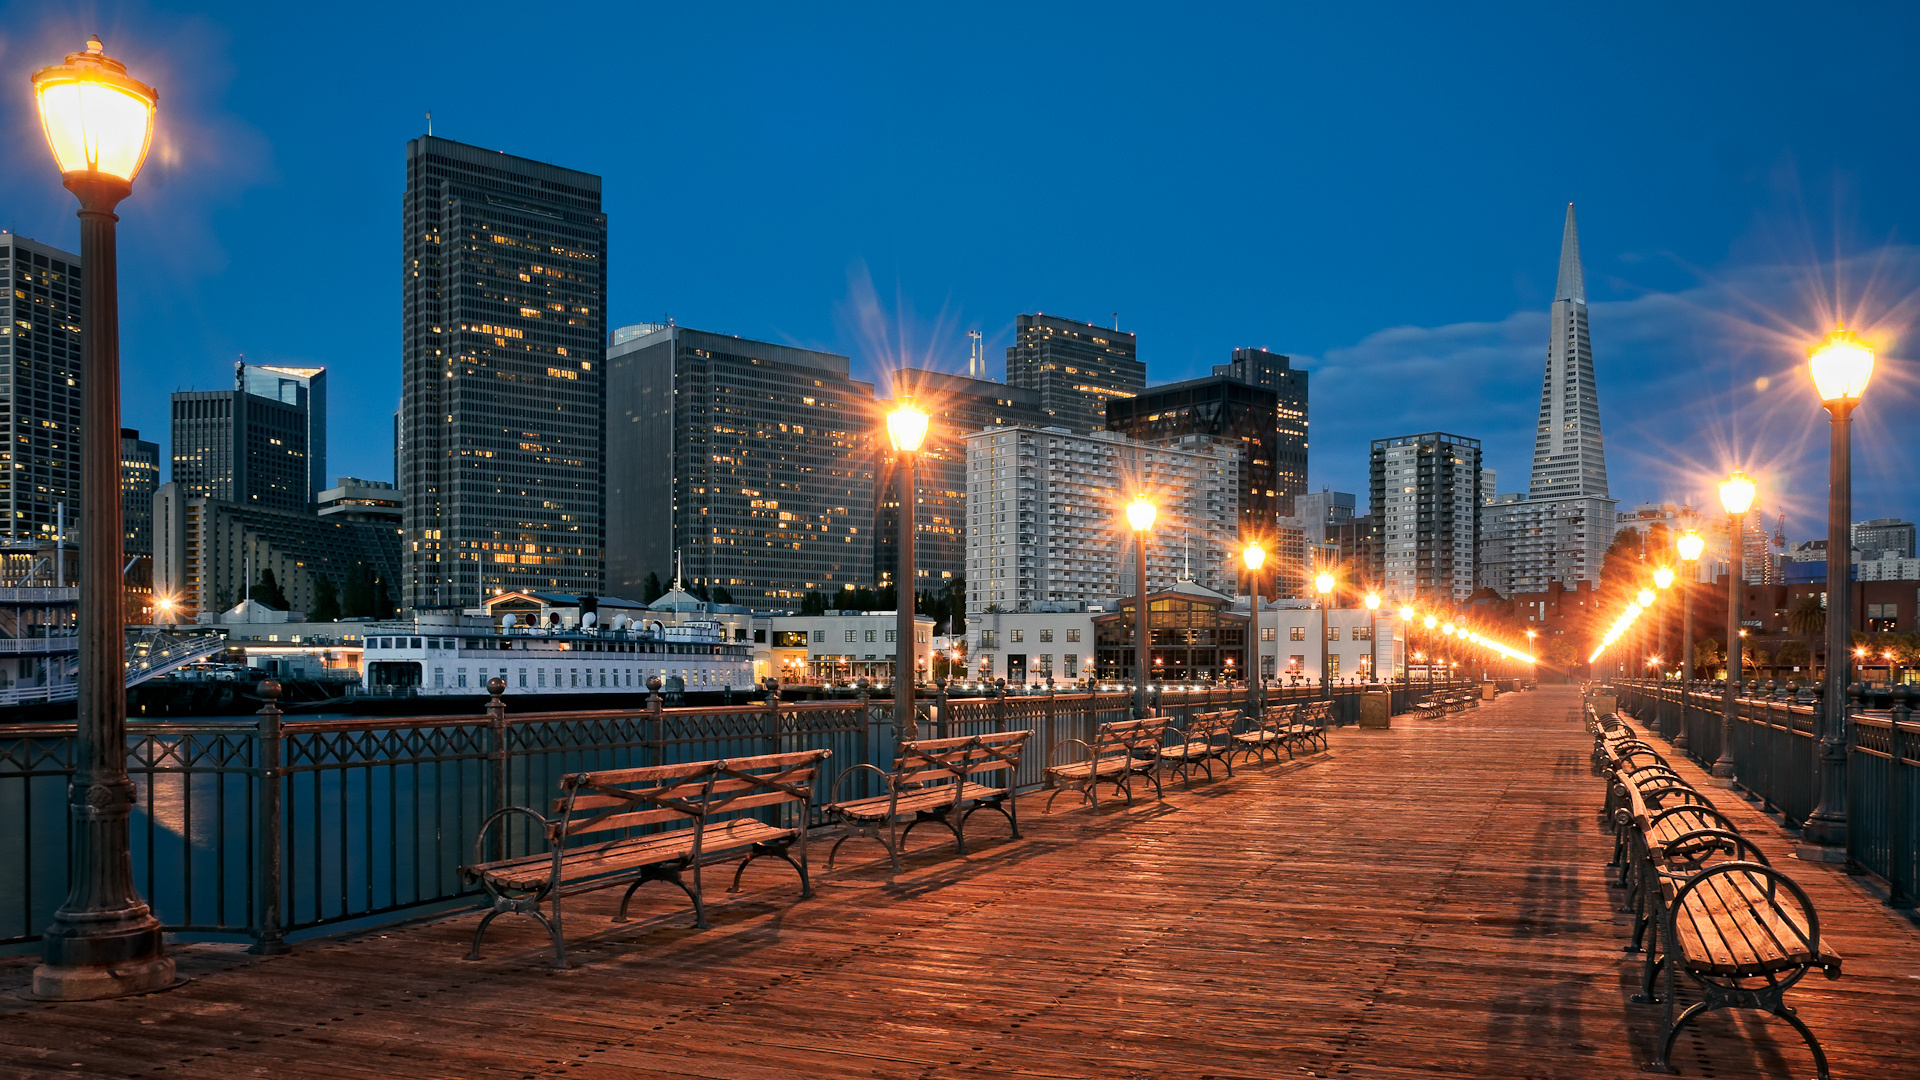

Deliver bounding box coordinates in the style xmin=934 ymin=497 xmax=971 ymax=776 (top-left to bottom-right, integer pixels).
xmin=967 ymin=330 xmax=983 ymax=380
xmin=673 ymin=549 xmax=683 ymax=592
xmin=426 ymin=111 xmax=433 ymax=136
xmin=1112 ymin=313 xmax=1119 ymax=331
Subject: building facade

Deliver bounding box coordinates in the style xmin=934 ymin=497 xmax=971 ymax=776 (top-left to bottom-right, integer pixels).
xmin=318 ymin=477 xmax=403 ymax=524
xmin=1104 ymin=374 xmax=1281 ymax=549
xmin=1212 ymin=347 xmax=1309 ymax=509
xmin=878 ymin=369 xmax=1044 ymax=591
xmin=0 ymin=233 xmax=83 ymax=542
xmin=1854 ymin=518 xmax=1916 ymax=561
xmin=170 ymin=381 xmax=310 ymax=512
xmin=120 ymin=428 xmax=159 ymax=557
xmin=605 ymin=325 xmax=876 ymax=607
xmin=1004 ymin=314 xmax=1144 ymax=433
xmin=400 ymin=136 xmax=607 ymax=609
xmin=1370 ymin=432 xmax=1482 ymax=604
xmin=153 ymin=482 xmax=404 ymax=619
xmin=964 ymin=424 xmax=1239 ymax=614
xmin=239 ymin=363 xmax=328 ymax=500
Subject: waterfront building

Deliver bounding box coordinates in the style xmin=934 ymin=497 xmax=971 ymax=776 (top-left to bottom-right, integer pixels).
xmin=1004 ymin=314 xmax=1144 ymax=433
xmin=1211 ymin=347 xmax=1309 ymax=507
xmin=964 ymin=424 xmax=1239 ymax=614
xmin=153 ymin=482 xmax=403 ymax=619
xmin=761 ymin=610 xmax=936 ymax=685
xmin=399 ymin=136 xmax=607 ymax=608
xmin=604 ymin=324 xmax=876 ymax=607
xmin=0 ymin=233 xmax=83 ymax=542
xmin=121 ymin=428 xmax=160 ymax=557
xmin=1105 ymin=374 xmax=1282 ymax=548
xmin=878 ymin=369 xmax=1044 ymax=591
xmin=1477 ymin=205 xmax=1618 ymax=596
xmin=1370 ymin=432 xmax=1482 ymax=604
xmin=239 ymin=363 xmax=328 ymax=500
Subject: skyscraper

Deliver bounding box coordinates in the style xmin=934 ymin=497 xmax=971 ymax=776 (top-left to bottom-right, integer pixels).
xmin=1004 ymin=314 xmax=1144 ymax=433
xmin=120 ymin=428 xmax=159 ymax=557
xmin=1105 ymin=374 xmax=1280 ymax=544
xmin=0 ymin=233 xmax=83 ymax=542
xmin=1370 ymin=433 xmax=1482 ymax=604
xmin=1212 ymin=347 xmax=1309 ymax=506
xmin=400 ymin=136 xmax=607 ymax=608
xmin=1478 ymin=206 xmax=1618 ymax=596
xmin=880 ymin=369 xmax=1043 ymax=593
xmin=239 ymin=363 xmax=327 ymax=500
xmin=604 ymin=325 xmax=875 ymax=607
xmin=169 ymin=386 xmax=309 ymax=511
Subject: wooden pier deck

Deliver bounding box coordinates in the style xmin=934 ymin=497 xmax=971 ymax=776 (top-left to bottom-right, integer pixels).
xmin=4 ymin=685 xmax=1917 ymax=1079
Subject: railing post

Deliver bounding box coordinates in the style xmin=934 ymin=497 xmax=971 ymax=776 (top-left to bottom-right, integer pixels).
xmin=486 ymin=677 xmax=509 ymax=861
xmin=994 ymin=678 xmax=1007 ymax=735
xmin=250 ymin=680 xmax=287 ymax=956
xmin=1888 ymin=685 xmax=1915 ymax=909
xmin=934 ymin=678 xmax=949 ymax=740
xmin=648 ymin=676 xmax=665 ymax=766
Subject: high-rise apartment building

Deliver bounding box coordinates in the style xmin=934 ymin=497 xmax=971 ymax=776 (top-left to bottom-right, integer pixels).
xmin=239 ymin=363 xmax=327 ymax=500
xmin=1004 ymin=314 xmax=1144 ymax=433
xmin=1212 ymin=347 xmax=1309 ymax=506
xmin=1854 ymin=518 xmax=1916 ymax=561
xmin=120 ymin=428 xmax=159 ymax=557
xmin=0 ymin=233 xmax=83 ymax=542
xmin=169 ymin=386 xmax=309 ymax=512
xmin=965 ymin=425 xmax=1239 ymax=613
xmin=879 ymin=369 xmax=1043 ymax=592
xmin=1105 ymin=374 xmax=1281 ymax=548
xmin=1478 ymin=206 xmax=1617 ymax=596
xmin=400 ymin=136 xmax=607 ymax=608
xmin=1370 ymin=433 xmax=1482 ymax=604
xmin=605 ymin=325 xmax=875 ymax=607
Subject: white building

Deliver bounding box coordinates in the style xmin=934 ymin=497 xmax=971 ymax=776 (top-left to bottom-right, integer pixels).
xmin=1371 ymin=432 xmax=1482 ymax=604
xmin=760 ymin=610 xmax=935 ymax=685
xmin=965 ymin=424 xmax=1239 ymax=614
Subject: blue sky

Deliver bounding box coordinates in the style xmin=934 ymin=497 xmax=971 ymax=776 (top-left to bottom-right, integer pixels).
xmin=3 ymin=2 xmax=1917 ymax=540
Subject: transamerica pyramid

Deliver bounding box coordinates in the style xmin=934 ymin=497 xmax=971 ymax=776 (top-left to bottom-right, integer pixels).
xmin=1528 ymin=204 xmax=1610 ymax=498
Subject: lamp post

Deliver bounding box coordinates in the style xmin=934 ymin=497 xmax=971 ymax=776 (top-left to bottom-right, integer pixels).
xmin=1399 ymin=605 xmax=1415 ymax=703
xmin=1802 ymin=328 xmax=1874 ymax=855
xmin=1423 ymin=614 xmax=1437 ymax=689
xmin=1636 ymin=587 xmax=1656 ymax=685
xmin=1127 ymin=496 xmax=1156 ymax=717
xmin=1364 ymin=592 xmax=1380 ymax=682
xmin=1676 ymin=529 xmax=1704 ymax=749
xmin=1243 ymin=542 xmax=1266 ymax=712
xmin=1315 ymin=569 xmax=1336 ymax=697
xmin=886 ymin=400 xmax=929 ymax=741
xmin=29 ymin=37 xmax=173 ymax=1001
xmin=1714 ymin=470 xmax=1756 ymax=782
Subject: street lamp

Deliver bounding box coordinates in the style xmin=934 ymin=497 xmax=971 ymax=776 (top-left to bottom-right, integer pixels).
xmin=1398 ymin=605 xmax=1416 ymax=700
xmin=1676 ymin=528 xmax=1705 ymax=742
xmin=1127 ymin=495 xmax=1156 ymax=717
xmin=1423 ymin=614 xmax=1437 ymax=688
xmin=1315 ymin=569 xmax=1336 ymax=697
xmin=1803 ymin=328 xmax=1874 ymax=854
xmin=1243 ymin=542 xmax=1266 ymax=708
xmin=886 ymin=400 xmax=929 ymax=741
xmin=1652 ymin=567 xmax=1675 ymax=684
xmin=1635 ymin=587 xmax=1656 ymax=681
xmin=1713 ymin=469 xmax=1756 ymax=782
xmin=28 ymin=37 xmax=170 ymax=1001
xmin=1364 ymin=592 xmax=1380 ymax=682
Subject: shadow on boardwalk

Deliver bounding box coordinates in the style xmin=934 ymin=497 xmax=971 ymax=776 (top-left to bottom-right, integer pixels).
xmin=3 ymin=686 xmax=1916 ymax=1079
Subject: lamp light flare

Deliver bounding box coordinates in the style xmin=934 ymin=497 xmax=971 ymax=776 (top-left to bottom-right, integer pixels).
xmin=885 ymin=400 xmax=930 ymax=454
xmin=1718 ymin=470 xmax=1757 ymax=515
xmin=1677 ymin=530 xmax=1705 ymax=562
xmin=1399 ymin=605 xmax=1415 ymax=621
xmin=31 ymin=37 xmax=157 ymax=185
xmin=1125 ymin=495 xmax=1156 ymax=533
xmin=1637 ymin=588 xmax=1655 ymax=608
xmin=1242 ymin=542 xmax=1266 ymax=571
xmin=1654 ymin=566 xmax=1675 ymax=590
xmin=1364 ymin=592 xmax=1380 ymax=610
xmin=1807 ymin=328 xmax=1875 ymax=405
xmin=1314 ymin=571 xmax=1335 ymax=595
xmin=1423 ymin=615 xmax=1437 ymax=630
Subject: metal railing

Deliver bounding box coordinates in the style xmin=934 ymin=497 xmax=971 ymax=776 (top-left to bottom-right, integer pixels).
xmin=1 ymin=677 xmax=1479 ymax=956
xmin=1610 ymin=678 xmax=1918 ymax=908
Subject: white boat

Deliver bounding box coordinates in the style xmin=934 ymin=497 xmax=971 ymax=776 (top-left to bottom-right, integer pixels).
xmin=360 ymin=612 xmax=754 ymax=699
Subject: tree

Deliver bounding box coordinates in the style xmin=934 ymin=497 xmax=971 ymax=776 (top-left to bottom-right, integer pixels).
xmin=800 ymin=591 xmax=828 ymax=615
xmin=1774 ymin=639 xmax=1811 ymax=676
xmin=641 ymin=572 xmax=665 ymax=604
xmin=1695 ymin=637 xmax=1726 ymax=678
xmin=1788 ymin=593 xmax=1825 ymax=637
xmin=711 ymin=585 xmax=734 ymax=604
xmin=250 ymin=568 xmax=289 ymax=610
xmin=341 ymin=563 xmax=388 ymax=619
xmin=310 ymin=576 xmax=342 ymax=623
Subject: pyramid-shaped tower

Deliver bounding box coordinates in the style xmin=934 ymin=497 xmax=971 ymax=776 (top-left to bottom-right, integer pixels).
xmin=1528 ymin=204 xmax=1609 ymax=498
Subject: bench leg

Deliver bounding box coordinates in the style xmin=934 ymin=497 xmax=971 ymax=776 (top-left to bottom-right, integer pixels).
xmin=899 ymin=808 xmax=963 ymax=857
xmin=1772 ymin=1002 xmax=1833 ymax=1080
xmin=731 ymin=838 xmax=810 ymax=898
xmin=961 ymin=795 xmax=1020 ymax=840
xmin=827 ymin=823 xmax=891 ymax=870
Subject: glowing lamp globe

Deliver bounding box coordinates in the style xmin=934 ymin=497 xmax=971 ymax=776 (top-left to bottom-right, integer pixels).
xmin=1125 ymin=496 xmax=1156 ymax=533
xmin=885 ymin=401 xmax=929 ymax=454
xmin=1676 ymin=530 xmax=1705 ymax=562
xmin=1807 ymin=328 xmax=1875 ymax=406
xmin=1442 ymin=624 xmax=1455 ymax=637
xmin=32 ymin=37 xmax=157 ymax=188
xmin=1364 ymin=592 xmax=1380 ymax=611
xmin=1654 ymin=567 xmax=1675 ymax=590
xmin=1314 ymin=571 xmax=1335 ymax=595
xmin=1399 ymin=605 xmax=1415 ymax=621
xmin=1242 ymin=542 xmax=1266 ymax=571
xmin=1718 ymin=471 xmax=1756 ymax=516
xmin=1637 ymin=588 xmax=1655 ymax=607
xmin=1423 ymin=615 xmax=1437 ymax=630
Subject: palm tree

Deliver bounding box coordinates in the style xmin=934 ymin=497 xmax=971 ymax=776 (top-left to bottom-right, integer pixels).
xmin=1788 ymin=593 xmax=1825 ymax=636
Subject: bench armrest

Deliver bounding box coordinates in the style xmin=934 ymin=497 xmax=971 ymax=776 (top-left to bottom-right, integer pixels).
xmin=1047 ymin=738 xmax=1095 ymax=767
xmin=469 ymin=804 xmax=552 ymax=874
xmin=1668 ymin=860 xmax=1830 ymax=968
xmin=829 ymin=762 xmax=896 ymax=807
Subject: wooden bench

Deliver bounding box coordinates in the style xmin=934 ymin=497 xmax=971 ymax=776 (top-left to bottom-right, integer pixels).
xmin=1043 ymin=715 xmax=1173 ymax=811
xmin=1232 ymin=703 xmax=1298 ymax=764
xmin=1159 ymin=710 xmax=1237 ymax=787
xmin=823 ymin=730 xmax=1031 ymax=871
xmin=459 ymin=748 xmax=830 ymax=968
xmin=1649 ymin=861 xmax=1843 ymax=1077
xmin=1291 ymin=701 xmax=1331 ymax=756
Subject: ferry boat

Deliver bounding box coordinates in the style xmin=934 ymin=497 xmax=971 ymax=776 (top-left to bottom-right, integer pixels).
xmin=360 ymin=612 xmax=755 ymax=700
